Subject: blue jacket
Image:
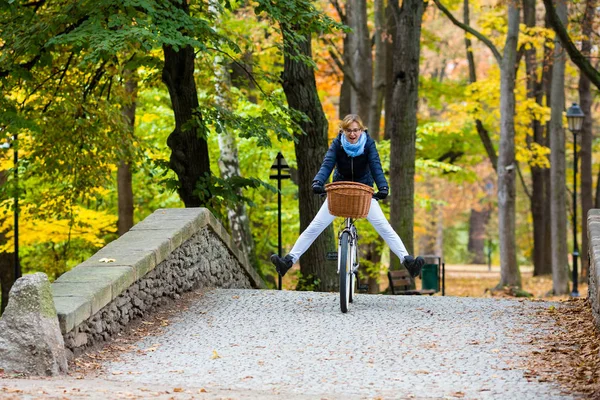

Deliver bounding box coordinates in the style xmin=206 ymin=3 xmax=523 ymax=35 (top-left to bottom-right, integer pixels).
xmin=313 ymin=132 xmax=388 ymax=189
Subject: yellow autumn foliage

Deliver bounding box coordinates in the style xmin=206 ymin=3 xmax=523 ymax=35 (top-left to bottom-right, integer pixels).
xmin=0 ymin=202 xmax=117 ymax=253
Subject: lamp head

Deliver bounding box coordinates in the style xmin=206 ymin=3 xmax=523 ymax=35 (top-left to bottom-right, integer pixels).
xmin=566 ymin=103 xmax=585 ymax=133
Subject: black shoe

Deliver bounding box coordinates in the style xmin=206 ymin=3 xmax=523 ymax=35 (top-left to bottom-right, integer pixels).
xmin=403 ymin=255 xmax=425 ymax=278
xmin=271 ymin=254 xmax=294 ymax=277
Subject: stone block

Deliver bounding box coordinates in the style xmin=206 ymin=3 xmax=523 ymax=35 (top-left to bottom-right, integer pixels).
xmin=52 ymin=281 xmax=112 ymax=316
xmin=53 ymin=296 xmax=92 ymax=334
xmin=79 ymin=250 xmax=156 ymax=281
xmin=55 ymin=265 xmax=136 ymax=299
xmin=130 ymin=212 xmax=198 ymax=248
xmin=0 ymin=273 xmax=68 ymax=376
xmin=112 ymin=230 xmax=173 ymax=265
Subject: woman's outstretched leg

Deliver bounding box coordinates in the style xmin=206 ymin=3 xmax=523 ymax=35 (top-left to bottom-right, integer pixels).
xmin=271 ymin=199 xmax=336 ymax=276
xmin=366 ymin=199 xmax=424 ymax=276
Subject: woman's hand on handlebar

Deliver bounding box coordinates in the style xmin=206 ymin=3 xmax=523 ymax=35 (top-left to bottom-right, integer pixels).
xmin=312 ymin=180 xmax=326 ymax=195
xmin=373 ymin=187 xmax=388 ymax=200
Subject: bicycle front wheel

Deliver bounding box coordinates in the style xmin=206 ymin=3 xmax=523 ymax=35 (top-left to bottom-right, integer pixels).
xmin=339 ymin=231 xmax=351 ymax=313
xmin=349 ymin=240 xmax=357 ymax=303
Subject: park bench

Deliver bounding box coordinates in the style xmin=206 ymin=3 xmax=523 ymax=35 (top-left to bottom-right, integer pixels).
xmin=387 ymin=255 xmax=445 ymax=296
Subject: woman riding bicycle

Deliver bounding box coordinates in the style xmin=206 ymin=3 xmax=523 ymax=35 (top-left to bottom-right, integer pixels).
xmin=270 ymin=114 xmax=425 ymax=278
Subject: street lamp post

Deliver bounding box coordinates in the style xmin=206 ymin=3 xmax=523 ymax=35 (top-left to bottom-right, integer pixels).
xmin=269 ymin=152 xmax=290 ymax=290
xmin=566 ymin=103 xmax=585 ymax=298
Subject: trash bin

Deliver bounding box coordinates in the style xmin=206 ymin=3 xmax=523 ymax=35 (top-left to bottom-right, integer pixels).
xmin=421 ymin=263 xmax=439 ymax=292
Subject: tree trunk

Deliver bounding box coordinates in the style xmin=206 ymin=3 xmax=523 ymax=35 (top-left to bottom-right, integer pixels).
xmin=211 ymin=2 xmax=257 ymax=267
xmin=281 ymin=29 xmax=336 ymax=292
xmin=497 ymin=1 xmax=520 ymax=288
xmin=338 ymin=5 xmax=351 ymax=119
xmin=161 ymin=1 xmax=210 ymax=207
xmin=118 ymin=70 xmax=136 ymax=236
xmin=579 ymin=0 xmax=596 ymax=281
xmin=523 ymin=0 xmax=551 ymax=276
xmin=468 ymin=207 xmax=491 ymax=264
xmin=368 ymin=0 xmax=386 ymax=139
xmin=383 ymin=0 xmax=397 ymax=141
xmin=388 ymin=0 xmax=425 ymax=272
xmin=549 ymin=0 xmax=570 ymax=295
xmin=0 ymin=171 xmax=13 ymax=315
xmin=339 ymin=77 xmax=352 ymax=119
xmin=0 ymin=251 xmax=13 ymax=316
xmin=346 ymin=0 xmax=372 ymax=123
xmin=213 ymin=71 xmax=256 ymax=266
xmin=541 ymin=13 xmax=555 ymax=276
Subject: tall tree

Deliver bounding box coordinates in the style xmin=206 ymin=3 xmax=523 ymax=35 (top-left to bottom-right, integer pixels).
xmin=346 ymin=0 xmax=372 ymax=123
xmin=118 ymin=68 xmax=137 ymax=236
xmin=0 ymin=170 xmax=13 ymax=315
xmin=328 ymin=0 xmax=373 ymax=123
xmin=463 ymin=0 xmax=495 ymax=264
xmin=387 ymin=0 xmax=427 ymax=269
xmin=523 ymin=0 xmax=552 ymax=276
xmin=368 ymin=0 xmax=387 ymax=139
xmin=496 ymin=1 xmax=521 ymax=288
xmin=210 ymin=0 xmax=257 ymax=267
xmin=542 ymin=11 xmax=555 ymax=278
xmin=161 ymin=1 xmax=211 ymax=207
xmin=578 ymin=0 xmax=597 ymax=281
xmin=281 ymin=29 xmax=337 ymax=291
xmin=549 ymin=0 xmax=570 ymax=295
xmin=434 ymin=0 xmax=521 ymax=286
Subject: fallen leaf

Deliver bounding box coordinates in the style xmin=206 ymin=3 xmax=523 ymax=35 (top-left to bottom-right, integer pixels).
xmin=99 ymin=258 xmax=116 ymax=263
xmin=173 ymin=388 xmax=184 ymax=392
xmin=211 ymin=350 xmax=221 ymax=359
xmin=199 ymin=388 xmax=207 ymax=393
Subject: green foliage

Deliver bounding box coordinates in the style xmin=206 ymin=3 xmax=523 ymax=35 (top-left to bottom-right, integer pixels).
xmin=193 ymin=172 xmax=276 ymax=220
xmin=442 ymin=220 xmax=473 ymax=264
xmin=294 ymin=270 xmax=321 ymax=291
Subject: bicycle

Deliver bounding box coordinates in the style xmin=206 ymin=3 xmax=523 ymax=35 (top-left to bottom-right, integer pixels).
xmin=337 ymin=216 xmax=360 ymax=313
xmin=324 ymin=181 xmax=374 ymax=313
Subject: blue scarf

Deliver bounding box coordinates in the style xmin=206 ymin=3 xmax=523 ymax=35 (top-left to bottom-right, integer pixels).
xmin=341 ymin=132 xmax=367 ymax=157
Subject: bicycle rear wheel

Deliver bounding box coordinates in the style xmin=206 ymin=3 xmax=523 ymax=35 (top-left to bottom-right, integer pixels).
xmin=339 ymin=231 xmax=351 ymax=313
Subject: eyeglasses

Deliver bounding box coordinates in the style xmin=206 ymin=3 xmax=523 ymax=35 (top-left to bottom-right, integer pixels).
xmin=344 ymin=128 xmax=362 ymax=134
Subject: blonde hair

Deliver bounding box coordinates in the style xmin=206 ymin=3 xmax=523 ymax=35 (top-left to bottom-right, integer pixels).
xmin=339 ymin=114 xmax=366 ymax=131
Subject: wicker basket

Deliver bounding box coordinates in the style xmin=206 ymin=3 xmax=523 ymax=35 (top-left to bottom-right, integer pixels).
xmin=325 ymin=181 xmax=374 ymax=219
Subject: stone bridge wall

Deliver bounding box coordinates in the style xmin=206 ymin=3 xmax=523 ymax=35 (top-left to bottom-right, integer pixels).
xmin=587 ymin=209 xmax=600 ymax=329
xmin=51 ymin=208 xmax=265 ymax=357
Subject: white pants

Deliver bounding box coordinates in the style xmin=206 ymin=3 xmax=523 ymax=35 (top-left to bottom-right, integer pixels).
xmin=288 ymin=198 xmax=409 ymax=264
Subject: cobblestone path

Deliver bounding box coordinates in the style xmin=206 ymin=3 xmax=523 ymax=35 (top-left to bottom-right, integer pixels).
xmin=96 ymin=289 xmax=572 ymax=399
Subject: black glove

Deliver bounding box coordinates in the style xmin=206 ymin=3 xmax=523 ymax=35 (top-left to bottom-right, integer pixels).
xmin=374 ymin=187 xmax=388 ymax=200
xmin=312 ymin=180 xmax=326 ymax=195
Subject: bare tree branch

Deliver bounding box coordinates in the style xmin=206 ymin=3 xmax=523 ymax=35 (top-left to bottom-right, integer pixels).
xmin=433 ymin=0 xmax=502 ymax=64
xmin=516 ymin=161 xmax=532 ymax=201
xmin=322 ymin=38 xmax=360 ymax=92
xmin=328 ymin=0 xmax=345 ymax=22
xmin=542 ymin=0 xmax=600 ymax=90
